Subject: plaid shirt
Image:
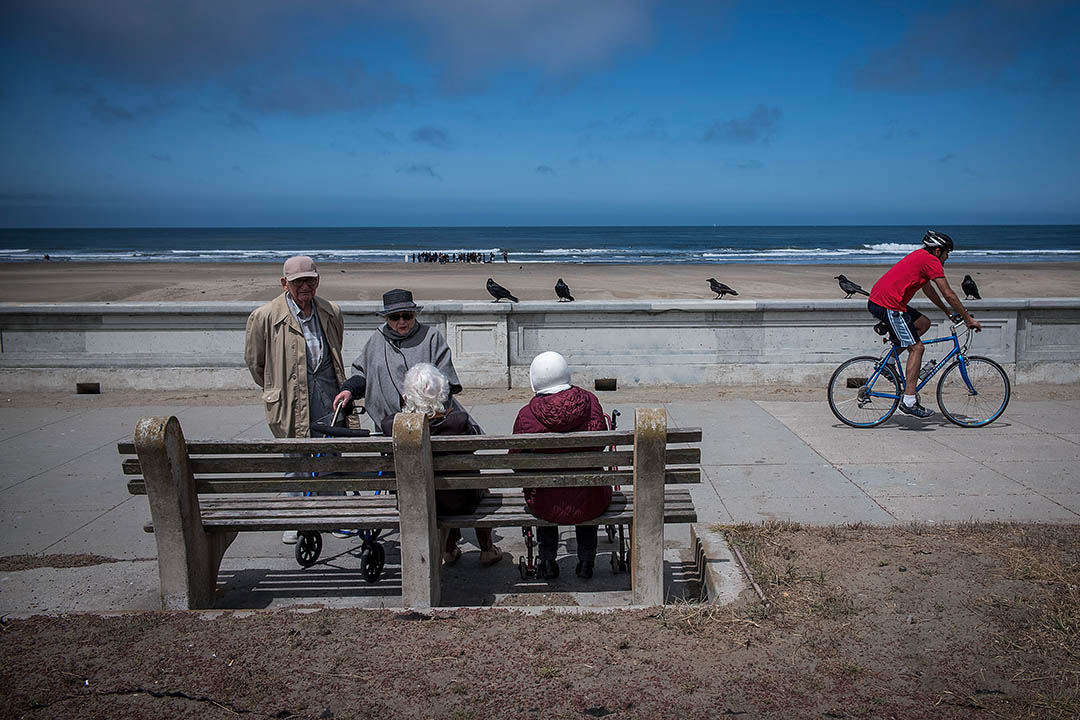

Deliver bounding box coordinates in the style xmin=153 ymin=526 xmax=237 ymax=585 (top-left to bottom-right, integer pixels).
xmin=285 ymin=293 xmax=325 ymax=371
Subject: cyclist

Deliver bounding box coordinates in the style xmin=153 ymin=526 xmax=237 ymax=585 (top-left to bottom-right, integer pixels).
xmin=867 ymin=230 xmax=982 ymax=418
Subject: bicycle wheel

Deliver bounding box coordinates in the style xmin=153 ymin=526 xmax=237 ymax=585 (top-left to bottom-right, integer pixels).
xmin=828 ymin=355 xmax=901 ymax=428
xmin=936 ymin=355 xmax=1010 ymax=427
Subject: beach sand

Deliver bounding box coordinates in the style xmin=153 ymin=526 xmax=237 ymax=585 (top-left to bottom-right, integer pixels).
xmin=1 ymin=261 xmax=1077 ymax=303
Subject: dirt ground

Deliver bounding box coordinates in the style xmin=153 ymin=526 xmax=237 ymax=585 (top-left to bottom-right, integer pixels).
xmin=2 ymin=522 xmax=1076 ymax=719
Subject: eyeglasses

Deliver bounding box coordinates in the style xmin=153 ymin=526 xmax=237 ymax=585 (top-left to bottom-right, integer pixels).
xmin=288 ymin=277 xmax=318 ymax=286
xmin=387 ymin=312 xmax=414 ymax=322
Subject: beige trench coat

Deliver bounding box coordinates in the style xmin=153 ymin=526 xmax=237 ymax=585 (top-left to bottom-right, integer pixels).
xmin=244 ymin=292 xmax=349 ymax=438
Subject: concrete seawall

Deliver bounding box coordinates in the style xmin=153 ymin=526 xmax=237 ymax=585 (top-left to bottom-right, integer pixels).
xmin=2 ymin=299 xmax=1078 ymax=391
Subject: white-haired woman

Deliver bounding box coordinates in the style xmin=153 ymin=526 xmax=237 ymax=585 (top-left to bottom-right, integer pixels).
xmin=380 ymin=363 xmax=500 ymax=566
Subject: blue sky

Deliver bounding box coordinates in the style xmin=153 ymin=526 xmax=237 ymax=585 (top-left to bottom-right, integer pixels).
xmin=1 ymin=0 xmax=1078 ymax=227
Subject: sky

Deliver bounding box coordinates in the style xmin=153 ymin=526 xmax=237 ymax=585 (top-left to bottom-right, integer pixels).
xmin=1 ymin=0 xmax=1078 ymax=227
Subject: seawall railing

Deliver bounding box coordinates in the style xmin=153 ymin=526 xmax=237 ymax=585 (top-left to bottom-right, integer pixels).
xmin=1 ymin=299 xmax=1077 ymax=391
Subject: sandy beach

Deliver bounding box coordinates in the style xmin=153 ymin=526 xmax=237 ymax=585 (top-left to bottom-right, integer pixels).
xmin=1 ymin=261 xmax=1078 ymax=303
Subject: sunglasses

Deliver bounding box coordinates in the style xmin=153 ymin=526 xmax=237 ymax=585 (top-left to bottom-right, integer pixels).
xmin=288 ymin=277 xmax=318 ymax=286
xmin=387 ymin=312 xmax=414 ymax=322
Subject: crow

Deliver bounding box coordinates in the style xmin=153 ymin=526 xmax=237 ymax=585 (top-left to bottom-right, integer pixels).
xmin=835 ymin=274 xmax=870 ymax=298
xmin=486 ymin=278 xmax=519 ymax=302
xmin=962 ymin=274 xmax=981 ymax=300
xmin=707 ymin=278 xmax=738 ymax=299
xmin=554 ymin=278 xmax=574 ymax=302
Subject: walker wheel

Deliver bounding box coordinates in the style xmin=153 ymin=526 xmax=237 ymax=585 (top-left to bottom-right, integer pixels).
xmin=295 ymin=531 xmax=322 ymax=568
xmin=360 ymin=543 xmax=385 ymax=583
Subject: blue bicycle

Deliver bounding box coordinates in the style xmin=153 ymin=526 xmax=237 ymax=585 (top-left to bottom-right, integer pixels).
xmin=828 ymin=316 xmax=1010 ymax=428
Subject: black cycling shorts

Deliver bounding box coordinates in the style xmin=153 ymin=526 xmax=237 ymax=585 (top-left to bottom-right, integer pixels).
xmin=867 ymin=300 xmax=925 ymax=348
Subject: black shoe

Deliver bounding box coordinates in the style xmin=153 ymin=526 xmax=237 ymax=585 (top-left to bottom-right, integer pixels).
xmin=575 ymin=560 xmax=594 ymax=579
xmin=538 ymin=559 xmax=559 ymax=579
xmin=898 ymin=401 xmax=934 ymax=418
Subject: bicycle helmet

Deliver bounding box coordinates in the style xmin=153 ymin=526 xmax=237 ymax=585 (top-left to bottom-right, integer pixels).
xmin=922 ymin=230 xmax=954 ymax=253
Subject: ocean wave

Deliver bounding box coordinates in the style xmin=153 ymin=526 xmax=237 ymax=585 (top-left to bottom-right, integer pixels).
xmin=863 ymin=242 xmax=918 ymax=252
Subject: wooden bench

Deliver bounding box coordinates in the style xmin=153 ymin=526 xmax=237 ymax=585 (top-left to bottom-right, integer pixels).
xmin=120 ymin=407 xmax=700 ymax=610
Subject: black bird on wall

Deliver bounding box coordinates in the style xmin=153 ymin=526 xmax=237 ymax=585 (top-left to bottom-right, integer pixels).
xmin=486 ymin=278 xmax=519 ymax=302
xmin=962 ymin=274 xmax=981 ymax=300
xmin=707 ymin=278 xmax=739 ymax=299
xmin=554 ymin=278 xmax=575 ymax=302
xmin=835 ymin=274 xmax=870 ymax=298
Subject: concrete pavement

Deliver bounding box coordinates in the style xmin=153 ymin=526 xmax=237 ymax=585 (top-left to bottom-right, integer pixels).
xmin=1 ymin=394 xmax=1077 ymax=616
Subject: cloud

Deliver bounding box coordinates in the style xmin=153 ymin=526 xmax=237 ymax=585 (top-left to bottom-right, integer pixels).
xmin=147 ymin=153 xmax=173 ymax=164
xmin=375 ymin=129 xmax=400 ymax=144
xmin=397 ymin=163 xmax=441 ymax=180
xmin=89 ymin=95 xmax=170 ymax=124
xmin=726 ymin=159 xmax=764 ymax=171
xmin=852 ymin=1 xmax=1078 ymax=91
xmin=880 ymin=122 xmax=920 ymax=142
xmin=535 ymin=165 xmax=557 ymax=177
xmin=938 ymin=153 xmax=957 ymax=164
xmin=3 ymin=0 xmax=657 ymax=106
xmin=702 ymin=105 xmax=782 ymax=144
xmin=582 ymin=112 xmax=670 ymax=144
xmin=410 ymin=126 xmax=454 ymax=149
xmin=229 ymin=61 xmax=412 ymax=116
xmin=386 ymin=0 xmax=657 ymax=90
xmin=227 ymin=112 xmax=257 ymax=133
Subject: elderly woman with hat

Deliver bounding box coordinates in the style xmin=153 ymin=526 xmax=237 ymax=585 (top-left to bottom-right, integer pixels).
xmin=334 ymin=289 xmax=475 ymax=434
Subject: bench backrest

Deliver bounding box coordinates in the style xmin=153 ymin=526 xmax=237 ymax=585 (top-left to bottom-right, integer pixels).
xmin=119 ymin=425 xmax=701 ymax=496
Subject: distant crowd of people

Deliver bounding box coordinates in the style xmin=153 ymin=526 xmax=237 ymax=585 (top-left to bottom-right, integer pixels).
xmin=408 ymin=250 xmax=508 ymax=264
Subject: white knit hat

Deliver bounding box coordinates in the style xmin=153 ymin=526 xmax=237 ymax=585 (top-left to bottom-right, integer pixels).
xmin=530 ymin=351 xmax=571 ymax=395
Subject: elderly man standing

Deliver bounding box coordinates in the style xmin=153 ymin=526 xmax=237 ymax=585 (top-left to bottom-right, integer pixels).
xmin=244 ymin=255 xmax=349 ymax=544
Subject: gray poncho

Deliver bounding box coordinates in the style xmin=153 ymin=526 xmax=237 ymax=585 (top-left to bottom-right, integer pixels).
xmin=344 ymin=322 xmax=462 ymax=430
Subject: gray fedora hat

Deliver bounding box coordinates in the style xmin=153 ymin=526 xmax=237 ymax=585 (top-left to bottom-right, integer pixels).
xmin=377 ymin=288 xmax=423 ymax=316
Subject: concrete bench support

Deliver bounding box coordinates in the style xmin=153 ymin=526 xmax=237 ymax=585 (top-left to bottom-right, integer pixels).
xmin=631 ymin=407 xmax=667 ymax=605
xmin=133 ymin=415 xmax=234 ymax=610
xmin=392 ymin=412 xmax=441 ymax=609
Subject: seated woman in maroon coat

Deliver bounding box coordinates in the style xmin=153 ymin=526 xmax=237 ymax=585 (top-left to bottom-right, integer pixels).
xmin=512 ymin=351 xmax=611 ymax=580
xmin=380 ymin=363 xmax=501 ymax=567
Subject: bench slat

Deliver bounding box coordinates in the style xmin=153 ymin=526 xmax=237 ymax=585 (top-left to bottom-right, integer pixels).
xmin=436 ymin=468 xmax=700 ymax=489
xmin=118 ymin=438 xmax=393 ymax=455
xmin=179 ymin=489 xmax=694 ymax=531
xmin=440 ymin=489 xmax=697 ymax=528
xmin=122 ymin=449 xmax=699 ymax=476
xmin=429 ymin=429 xmax=702 ymax=451
xmin=126 ymin=476 xmax=397 ymax=495
xmin=126 ymin=468 xmax=700 ymax=496
xmin=116 ymin=428 xmax=702 ymax=456
xmin=432 ymin=447 xmax=699 ymax=472
xmin=123 ymin=456 xmax=394 ymax=475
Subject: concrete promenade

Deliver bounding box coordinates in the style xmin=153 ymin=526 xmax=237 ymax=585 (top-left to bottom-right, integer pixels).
xmin=1 ymin=391 xmax=1077 ymax=616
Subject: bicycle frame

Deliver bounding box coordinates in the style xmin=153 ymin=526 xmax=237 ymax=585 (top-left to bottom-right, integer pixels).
xmin=866 ymin=320 xmax=975 ymax=400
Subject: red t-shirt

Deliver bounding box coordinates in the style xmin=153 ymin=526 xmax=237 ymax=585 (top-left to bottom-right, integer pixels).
xmin=869 ymin=249 xmax=945 ymax=311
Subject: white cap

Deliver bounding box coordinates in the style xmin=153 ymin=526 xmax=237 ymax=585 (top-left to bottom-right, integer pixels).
xmin=283 ymin=255 xmax=319 ymax=281
xmin=530 ymin=351 xmax=571 ymax=395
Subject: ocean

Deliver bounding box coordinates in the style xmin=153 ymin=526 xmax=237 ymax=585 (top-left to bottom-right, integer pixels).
xmin=1 ymin=226 xmax=1078 ymax=265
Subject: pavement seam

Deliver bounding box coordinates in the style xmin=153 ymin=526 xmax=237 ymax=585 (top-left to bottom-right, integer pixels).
xmin=753 ymin=400 xmax=900 ymax=522
xmin=37 ymin=496 xmax=140 ymax=555
xmin=0 ymin=403 xmax=201 ymax=497
xmin=0 ymin=429 xmax=141 ymax=497
xmin=927 ymin=433 xmax=1080 ymax=519
xmin=0 ymin=405 xmax=98 ymax=444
